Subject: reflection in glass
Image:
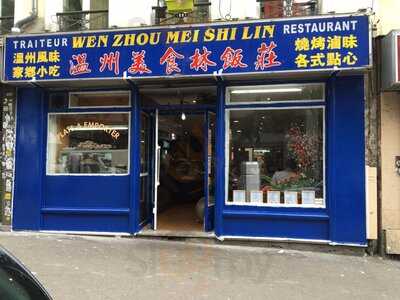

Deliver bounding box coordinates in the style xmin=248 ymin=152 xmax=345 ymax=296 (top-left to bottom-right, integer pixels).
xmin=227 ymin=84 xmax=324 ymax=104
xmin=227 ymin=108 xmax=324 ymax=206
xmin=47 ymin=113 xmax=129 ymax=175
xmin=69 ymin=91 xmax=130 ymax=108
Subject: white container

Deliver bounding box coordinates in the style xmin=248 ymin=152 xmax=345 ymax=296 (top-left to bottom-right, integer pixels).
xmin=284 ymin=191 xmax=298 ymax=205
xmin=301 ymin=190 xmax=316 ymax=205
xmin=250 ymin=191 xmax=263 ymax=204
xmin=233 ymin=190 xmax=246 ymax=203
xmin=267 ymin=191 xmax=280 ymax=204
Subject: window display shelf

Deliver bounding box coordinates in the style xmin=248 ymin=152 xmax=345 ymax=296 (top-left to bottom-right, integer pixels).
xmin=56 ymin=149 xmax=129 ymax=175
xmin=226 ymin=201 xmax=325 ymax=209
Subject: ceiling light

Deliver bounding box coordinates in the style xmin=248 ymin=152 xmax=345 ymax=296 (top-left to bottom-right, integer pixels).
xmin=233 ymin=120 xmax=239 ymax=123
xmin=231 ymin=88 xmax=302 ymax=94
xmin=181 ymin=112 xmax=186 ymax=121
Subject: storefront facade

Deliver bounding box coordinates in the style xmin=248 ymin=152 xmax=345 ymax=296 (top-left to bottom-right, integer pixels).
xmin=3 ymin=14 xmax=371 ymax=245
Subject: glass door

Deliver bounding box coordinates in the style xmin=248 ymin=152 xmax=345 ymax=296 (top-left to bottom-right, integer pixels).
xmin=204 ymin=111 xmax=216 ymax=231
xmin=139 ymin=112 xmax=151 ymax=227
xmin=139 ymin=110 xmax=160 ymax=230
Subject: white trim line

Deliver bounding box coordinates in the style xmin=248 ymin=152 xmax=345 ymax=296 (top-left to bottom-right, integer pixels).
xmin=225 ymin=83 xmax=325 ymax=105
xmin=39 ymin=230 xmax=131 ymax=237
xmin=219 ymin=235 xmax=367 ymax=247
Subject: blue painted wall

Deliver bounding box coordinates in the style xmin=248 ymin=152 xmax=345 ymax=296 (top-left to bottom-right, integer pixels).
xmin=327 ymin=75 xmax=366 ymax=244
xmin=13 ymin=88 xmax=44 ymax=230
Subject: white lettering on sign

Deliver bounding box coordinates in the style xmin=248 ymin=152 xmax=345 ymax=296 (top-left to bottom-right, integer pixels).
xmin=13 ymin=38 xmax=68 ymax=50
xmin=283 ymin=20 xmax=358 ymax=35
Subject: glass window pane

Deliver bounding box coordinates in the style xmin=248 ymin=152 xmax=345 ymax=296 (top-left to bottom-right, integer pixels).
xmin=227 ymin=84 xmax=324 ymax=104
xmin=69 ymin=91 xmax=130 ymax=108
xmin=49 ymin=93 xmax=68 ymax=110
xmin=140 ymin=112 xmax=149 ymax=173
xmin=47 ymin=113 xmax=129 ymax=175
xmin=227 ymin=108 xmax=324 ymax=207
xmin=64 ymin=0 xmax=82 ymax=11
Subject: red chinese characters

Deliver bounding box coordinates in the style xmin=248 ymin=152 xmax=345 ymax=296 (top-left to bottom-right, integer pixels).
xmin=160 ymin=47 xmax=184 ymax=75
xmin=128 ymin=50 xmax=151 ymax=75
xmin=99 ymin=51 xmax=120 ymax=75
xmin=220 ymin=47 xmax=248 ymax=70
xmin=189 ymin=47 xmax=216 ymax=72
xmin=254 ymin=41 xmax=281 ymax=70
xmin=69 ymin=53 xmax=91 ymax=76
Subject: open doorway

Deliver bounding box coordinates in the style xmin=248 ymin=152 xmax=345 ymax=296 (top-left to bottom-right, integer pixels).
xmin=157 ymin=113 xmax=205 ymax=232
xmin=139 ymin=85 xmax=216 ymax=235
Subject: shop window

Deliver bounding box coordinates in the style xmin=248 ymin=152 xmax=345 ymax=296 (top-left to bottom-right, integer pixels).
xmin=47 ymin=113 xmax=130 ymax=175
xmin=226 ymin=107 xmax=324 ymax=207
xmin=69 ymin=91 xmax=130 ymax=108
xmin=226 ymin=83 xmax=324 ymax=104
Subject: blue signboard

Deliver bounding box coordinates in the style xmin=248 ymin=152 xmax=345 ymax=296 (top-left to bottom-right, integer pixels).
xmin=3 ymin=15 xmax=370 ymax=82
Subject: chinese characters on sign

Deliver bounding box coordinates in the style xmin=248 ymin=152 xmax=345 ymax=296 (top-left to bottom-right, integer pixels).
xmin=12 ymin=50 xmax=61 ymax=79
xmin=294 ymin=34 xmax=359 ymax=68
xmin=4 ymin=16 xmax=370 ymax=81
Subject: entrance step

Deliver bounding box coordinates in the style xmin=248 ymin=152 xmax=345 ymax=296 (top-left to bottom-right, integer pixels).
xmin=137 ymin=229 xmax=215 ymax=239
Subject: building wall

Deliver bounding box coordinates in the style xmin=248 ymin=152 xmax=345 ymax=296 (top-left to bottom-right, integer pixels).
xmin=44 ymin=0 xmax=62 ymax=32
xmin=374 ymin=0 xmax=400 ymax=37
xmin=14 ymin=0 xmax=34 ymax=25
xmin=17 ymin=0 xmax=400 ymax=35
xmin=209 ymin=0 xmax=260 ymax=20
xmin=380 ymin=92 xmax=400 ymax=254
xmin=108 ymin=0 xmax=156 ymax=28
xmin=321 ymin=0 xmax=373 ymax=14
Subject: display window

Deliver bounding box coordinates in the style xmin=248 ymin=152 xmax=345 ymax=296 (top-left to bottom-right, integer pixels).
xmin=47 ymin=112 xmax=130 ymax=175
xmin=225 ymin=84 xmax=325 ymax=208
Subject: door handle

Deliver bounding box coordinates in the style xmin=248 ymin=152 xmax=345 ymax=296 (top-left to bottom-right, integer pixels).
xmin=156 ymin=146 xmax=161 ymax=186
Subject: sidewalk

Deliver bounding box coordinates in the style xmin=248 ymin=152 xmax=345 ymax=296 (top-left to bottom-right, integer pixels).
xmin=0 ymin=232 xmax=399 ymax=300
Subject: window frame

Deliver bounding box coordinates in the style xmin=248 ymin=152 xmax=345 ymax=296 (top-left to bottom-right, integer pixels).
xmin=225 ymin=83 xmax=326 ymax=209
xmin=225 ymin=83 xmax=325 ymax=105
xmin=46 ymin=111 xmax=131 ymax=177
xmin=68 ymin=90 xmax=131 ymax=109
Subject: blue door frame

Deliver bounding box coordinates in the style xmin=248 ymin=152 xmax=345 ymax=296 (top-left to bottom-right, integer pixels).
xmin=135 ymin=106 xmax=217 ymax=233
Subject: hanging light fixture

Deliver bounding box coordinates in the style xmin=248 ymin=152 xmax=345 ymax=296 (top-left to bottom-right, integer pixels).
xmin=181 ymin=111 xmax=186 ymax=121
xmin=179 ymin=95 xmax=186 ymax=121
